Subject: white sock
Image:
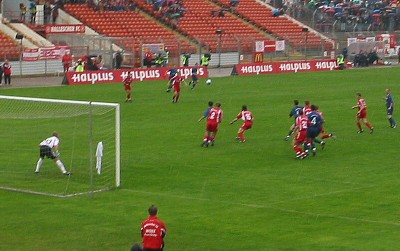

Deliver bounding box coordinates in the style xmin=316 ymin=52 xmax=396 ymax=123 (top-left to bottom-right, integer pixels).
xmin=35 ymin=158 xmax=43 ymax=172
xmin=56 ymin=159 xmax=67 ymax=173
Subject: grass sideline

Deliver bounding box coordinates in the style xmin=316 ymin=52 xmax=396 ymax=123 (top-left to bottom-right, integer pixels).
xmin=1 ymin=68 xmax=400 ymax=250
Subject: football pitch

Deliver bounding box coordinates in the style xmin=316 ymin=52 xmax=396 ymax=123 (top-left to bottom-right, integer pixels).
xmin=1 ymin=67 xmax=400 ymax=250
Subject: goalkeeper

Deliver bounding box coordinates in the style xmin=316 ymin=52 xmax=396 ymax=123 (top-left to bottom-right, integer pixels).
xmin=35 ymin=131 xmax=71 ymax=175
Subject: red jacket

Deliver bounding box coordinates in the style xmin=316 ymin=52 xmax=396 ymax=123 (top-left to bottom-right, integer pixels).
xmin=3 ymin=62 xmax=11 ymax=75
xmin=141 ymin=215 xmax=166 ymax=250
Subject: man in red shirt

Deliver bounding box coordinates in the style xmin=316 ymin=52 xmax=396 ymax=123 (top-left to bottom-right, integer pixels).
xmin=202 ymin=102 xmax=223 ymax=147
xmin=141 ymin=205 xmax=167 ymax=251
xmin=123 ymin=72 xmax=134 ymax=102
xmin=61 ymin=51 xmax=72 ymax=72
xmin=170 ymin=71 xmax=187 ymax=103
xmin=230 ymin=105 xmax=253 ymax=143
xmin=3 ymin=59 xmax=11 ymax=85
xmin=352 ymin=93 xmax=374 ymax=133
xmin=292 ymin=109 xmax=308 ymax=159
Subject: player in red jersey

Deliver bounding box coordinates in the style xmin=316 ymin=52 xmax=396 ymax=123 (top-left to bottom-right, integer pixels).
xmin=123 ymin=72 xmax=134 ymax=102
xmin=202 ymin=102 xmax=223 ymax=147
xmin=352 ymin=93 xmax=374 ymax=133
xmin=292 ymin=109 xmax=308 ymax=159
xmin=230 ymin=105 xmax=254 ymax=143
xmin=314 ymin=106 xmax=335 ymax=149
xmin=169 ymin=71 xmax=187 ymax=103
xmin=303 ymin=100 xmax=312 ymax=115
xmin=140 ymin=205 xmax=167 ymax=251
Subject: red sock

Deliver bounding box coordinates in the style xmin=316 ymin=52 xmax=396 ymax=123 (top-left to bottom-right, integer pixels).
xmin=365 ymin=122 xmax=372 ymax=129
xmin=238 ymin=132 xmax=244 ymax=142
xmin=357 ymin=122 xmax=362 ymax=130
xmin=321 ymin=134 xmax=331 ymax=139
xmin=293 ymin=145 xmax=303 ymax=153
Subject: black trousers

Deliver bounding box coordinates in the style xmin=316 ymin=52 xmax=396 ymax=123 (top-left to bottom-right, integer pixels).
xmin=4 ymin=74 xmax=10 ymax=85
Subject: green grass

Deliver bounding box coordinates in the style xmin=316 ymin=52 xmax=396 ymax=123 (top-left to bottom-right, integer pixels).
xmin=1 ymin=68 xmax=400 ymax=250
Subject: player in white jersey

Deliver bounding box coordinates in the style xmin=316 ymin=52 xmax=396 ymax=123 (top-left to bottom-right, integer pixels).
xmin=35 ymin=132 xmax=70 ymax=175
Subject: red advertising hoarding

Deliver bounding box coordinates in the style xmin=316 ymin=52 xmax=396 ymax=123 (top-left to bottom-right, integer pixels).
xmin=232 ymin=59 xmax=338 ymax=75
xmin=66 ymin=66 xmax=209 ymax=85
xmin=45 ymin=24 xmax=86 ymax=34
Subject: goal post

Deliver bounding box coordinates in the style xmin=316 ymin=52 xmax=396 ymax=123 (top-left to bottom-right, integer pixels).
xmin=0 ymin=95 xmax=120 ymax=197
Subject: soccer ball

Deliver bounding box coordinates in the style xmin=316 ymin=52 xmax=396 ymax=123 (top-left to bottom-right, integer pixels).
xmin=206 ymin=79 xmax=212 ymax=85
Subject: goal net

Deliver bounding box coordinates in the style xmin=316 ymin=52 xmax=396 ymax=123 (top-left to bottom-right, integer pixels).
xmin=0 ymin=95 xmax=120 ymax=197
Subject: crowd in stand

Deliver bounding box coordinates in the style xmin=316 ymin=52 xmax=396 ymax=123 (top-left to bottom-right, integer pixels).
xmin=18 ymin=0 xmax=63 ymax=25
xmin=88 ymin=0 xmax=137 ymax=11
xmin=279 ymin=0 xmax=400 ymax=31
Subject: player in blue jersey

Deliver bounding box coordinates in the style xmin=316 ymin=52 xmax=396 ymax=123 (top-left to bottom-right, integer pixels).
xmin=188 ymin=63 xmax=199 ymax=90
xmin=384 ymin=88 xmax=397 ymax=128
xmin=198 ymin=101 xmax=214 ymax=122
xmin=305 ymin=104 xmax=324 ymax=156
xmin=166 ymin=65 xmax=178 ymax=92
xmin=285 ymin=100 xmax=303 ymax=140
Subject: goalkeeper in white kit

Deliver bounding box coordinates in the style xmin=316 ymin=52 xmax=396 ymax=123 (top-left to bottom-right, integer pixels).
xmin=35 ymin=131 xmax=71 ymax=175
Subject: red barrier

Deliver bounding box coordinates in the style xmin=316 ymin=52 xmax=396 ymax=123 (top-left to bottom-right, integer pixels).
xmin=66 ymin=66 xmax=209 ymax=85
xmin=232 ymin=59 xmax=338 ymax=75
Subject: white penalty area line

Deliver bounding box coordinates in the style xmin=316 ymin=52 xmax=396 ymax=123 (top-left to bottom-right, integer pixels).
xmin=122 ymin=186 xmax=400 ymax=227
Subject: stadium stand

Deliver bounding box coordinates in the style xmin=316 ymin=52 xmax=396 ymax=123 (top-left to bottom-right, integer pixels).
xmin=135 ymin=0 xmax=274 ymax=52
xmin=0 ymin=31 xmax=21 ymax=60
xmin=63 ymin=3 xmax=196 ymax=61
xmin=213 ymin=0 xmax=334 ymax=50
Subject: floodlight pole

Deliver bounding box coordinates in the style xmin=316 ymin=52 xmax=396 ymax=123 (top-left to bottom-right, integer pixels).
xmin=216 ymin=29 xmax=223 ymax=68
xmin=16 ymin=34 xmax=24 ymax=76
xmin=302 ymin=28 xmax=308 ymax=60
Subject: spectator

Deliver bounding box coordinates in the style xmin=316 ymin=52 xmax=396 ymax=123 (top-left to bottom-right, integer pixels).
xmin=398 ymin=47 xmax=400 ymax=64
xmin=128 ymin=0 xmax=137 ymax=11
xmin=230 ymin=0 xmax=239 ymax=7
xmin=3 ymin=59 xmax=11 ymax=85
xmin=144 ymin=51 xmax=154 ymax=68
xmin=62 ymin=51 xmax=72 ymax=72
xmin=96 ymin=55 xmax=104 ymax=69
xmin=155 ymin=53 xmax=164 ymax=67
xmin=367 ymin=50 xmax=379 ymax=65
xmin=44 ymin=1 xmax=52 ymax=24
xmin=19 ymin=3 xmax=27 ymax=23
xmin=29 ymin=0 xmax=37 ymax=24
xmin=181 ymin=52 xmax=190 ymax=66
xmin=87 ymin=56 xmax=99 ymax=71
xmin=163 ymin=47 xmax=169 ymax=67
xmin=342 ymin=47 xmax=348 ymax=59
xmin=272 ymin=8 xmax=285 ymax=17
xmin=201 ymin=51 xmax=211 ymax=67
xmin=115 ymin=51 xmax=123 ymax=69
xmin=0 ymin=62 xmax=3 ymax=85
xmin=336 ymin=54 xmax=345 ymax=70
xmin=75 ymin=59 xmax=84 ymax=72
xmin=52 ymin=5 xmax=59 ymax=24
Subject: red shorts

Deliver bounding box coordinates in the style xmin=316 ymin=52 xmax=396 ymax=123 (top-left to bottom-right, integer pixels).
xmin=295 ymin=130 xmax=307 ymax=143
xmin=241 ymin=121 xmax=253 ymax=130
xmin=174 ymin=86 xmax=180 ymax=92
xmin=125 ymin=87 xmax=131 ymax=92
xmin=206 ymin=121 xmax=219 ymax=132
xmin=357 ymin=110 xmax=367 ymax=119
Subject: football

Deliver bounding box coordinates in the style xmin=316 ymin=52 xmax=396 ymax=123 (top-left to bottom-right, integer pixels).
xmin=206 ymin=79 xmax=212 ymax=85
